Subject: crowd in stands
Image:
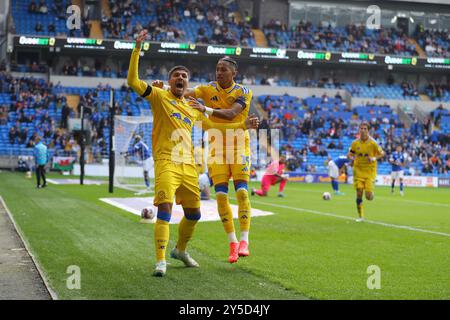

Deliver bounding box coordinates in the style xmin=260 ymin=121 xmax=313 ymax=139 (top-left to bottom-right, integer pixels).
xmin=53 ymin=58 xmax=449 ymax=102
xmin=263 ymin=20 xmax=418 ymax=56
xmin=101 ymin=0 xmax=255 ymax=47
xmin=415 ymin=25 xmax=450 ymax=58
xmin=258 ymin=92 xmax=449 ymax=176
xmin=13 ymin=1 xmax=448 ymax=60
xmin=20 ymin=0 xmax=90 ymax=37
xmin=61 ymin=60 xmax=120 ymax=78
xmin=0 ymin=70 xmax=448 ymax=176
xmin=0 ymin=71 xmax=81 ymax=159
xmin=426 ymin=81 xmax=450 ymax=102
xmin=301 ymin=76 xmax=421 ymax=101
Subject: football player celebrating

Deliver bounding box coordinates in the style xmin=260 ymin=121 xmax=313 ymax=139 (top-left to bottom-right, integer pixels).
xmin=127 ymin=30 xmax=259 ymax=276
xmin=154 ymin=57 xmax=255 ymax=263
xmin=187 ymin=57 xmax=254 ymax=263
xmin=347 ymin=122 xmax=384 ymax=222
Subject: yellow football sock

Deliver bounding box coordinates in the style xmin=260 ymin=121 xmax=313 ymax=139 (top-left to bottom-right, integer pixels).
xmin=154 ymin=219 xmax=170 ymax=261
xmin=357 ymin=204 xmax=364 ymax=218
xmin=216 ymin=193 xmax=235 ymax=234
xmin=236 ymin=188 xmax=251 ymax=232
xmin=177 ymin=216 xmax=199 ymax=252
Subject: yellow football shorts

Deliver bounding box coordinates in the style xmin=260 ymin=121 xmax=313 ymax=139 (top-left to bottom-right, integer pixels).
xmin=153 ymin=159 xmax=200 ymax=208
xmin=353 ymin=167 xmax=376 ymax=192
xmin=209 ymin=146 xmax=251 ymax=185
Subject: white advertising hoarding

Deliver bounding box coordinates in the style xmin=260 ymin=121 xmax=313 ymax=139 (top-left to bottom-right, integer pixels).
xmin=375 ymin=175 xmax=438 ymax=188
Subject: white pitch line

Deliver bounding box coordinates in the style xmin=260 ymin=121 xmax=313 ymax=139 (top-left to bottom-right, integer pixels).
xmin=376 ymin=196 xmax=450 ymax=208
xmin=248 ymin=199 xmax=450 ymax=238
xmin=296 ymin=188 xmax=450 ymax=208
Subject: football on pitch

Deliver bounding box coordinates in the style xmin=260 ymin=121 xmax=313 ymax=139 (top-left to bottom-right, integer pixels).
xmin=322 ymin=192 xmax=331 ymax=200
xmin=141 ymin=207 xmax=155 ymax=220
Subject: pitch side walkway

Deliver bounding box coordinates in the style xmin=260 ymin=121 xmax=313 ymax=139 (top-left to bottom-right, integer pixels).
xmin=0 ymin=198 xmax=52 ymax=300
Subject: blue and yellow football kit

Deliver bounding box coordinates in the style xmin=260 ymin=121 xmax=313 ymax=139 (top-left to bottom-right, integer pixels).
xmin=128 ymin=47 xmax=248 ymax=263
xmin=349 ymin=137 xmax=384 ymax=192
xmin=193 ymin=81 xmax=253 ymax=260
xmin=194 ymin=81 xmax=253 ymax=185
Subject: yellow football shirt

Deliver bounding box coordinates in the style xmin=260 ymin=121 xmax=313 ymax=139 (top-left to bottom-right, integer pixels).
xmin=194 ymin=81 xmax=253 ymax=152
xmin=349 ymin=137 xmax=384 ymax=171
xmin=193 ymin=81 xmax=252 ymax=124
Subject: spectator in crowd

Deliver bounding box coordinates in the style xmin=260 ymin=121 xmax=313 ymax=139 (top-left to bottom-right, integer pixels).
xmin=61 ymin=103 xmax=71 ymax=129
xmin=9 ymin=126 xmax=18 ymax=144
xmin=35 ymin=22 xmax=43 ymax=32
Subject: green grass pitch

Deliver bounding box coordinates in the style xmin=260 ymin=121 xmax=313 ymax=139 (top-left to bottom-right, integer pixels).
xmin=0 ymin=171 xmax=449 ymax=299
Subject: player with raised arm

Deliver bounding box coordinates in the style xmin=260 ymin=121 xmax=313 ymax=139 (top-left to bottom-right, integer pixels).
xmin=185 ymin=57 xmax=254 ymax=264
xmin=251 ymin=155 xmax=288 ymax=197
xmin=389 ymin=145 xmax=406 ymax=196
xmin=121 ymin=134 xmax=152 ymax=190
xmin=327 ymin=155 xmax=350 ymax=195
xmin=127 ymin=30 xmax=259 ymax=276
xmin=347 ymin=122 xmax=384 ymax=222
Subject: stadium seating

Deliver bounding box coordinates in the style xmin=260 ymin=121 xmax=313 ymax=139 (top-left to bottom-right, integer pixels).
xmin=0 ymin=70 xmax=448 ymax=177
xmin=103 ymin=0 xmax=256 ymax=47
xmin=258 ymin=93 xmax=449 ymax=177
xmin=12 ymin=0 xmax=83 ymax=37
xmin=263 ymin=22 xmax=418 ymax=57
xmin=415 ymin=28 xmax=450 ymax=58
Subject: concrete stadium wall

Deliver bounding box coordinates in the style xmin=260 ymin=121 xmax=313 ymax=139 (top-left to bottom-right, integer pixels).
xmin=0 ymin=156 xmax=18 ymax=169
xmin=11 ymin=72 xmax=47 ymax=80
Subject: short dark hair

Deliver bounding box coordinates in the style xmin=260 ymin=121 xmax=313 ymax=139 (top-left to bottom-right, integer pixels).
xmin=168 ymin=65 xmax=190 ymax=79
xmin=359 ymin=121 xmax=370 ymax=129
xmin=218 ymin=56 xmax=238 ymax=70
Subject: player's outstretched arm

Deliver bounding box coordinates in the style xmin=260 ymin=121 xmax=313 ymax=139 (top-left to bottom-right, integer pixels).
xmin=196 ymin=113 xmax=259 ymax=131
xmin=127 ymin=30 xmax=150 ymax=96
xmin=187 ymin=97 xmax=245 ymax=121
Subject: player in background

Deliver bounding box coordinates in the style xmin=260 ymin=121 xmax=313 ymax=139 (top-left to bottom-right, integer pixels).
xmin=327 ymin=155 xmax=350 ymax=195
xmin=389 ymin=145 xmax=406 ymax=196
xmin=34 ymin=136 xmax=49 ymax=189
xmin=127 ymin=29 xmax=259 ymax=276
xmin=347 ymin=122 xmax=384 ymax=222
xmin=251 ymin=155 xmax=288 ymax=197
xmin=121 ymin=134 xmax=152 ymax=190
xmin=156 ymin=57 xmax=254 ymax=263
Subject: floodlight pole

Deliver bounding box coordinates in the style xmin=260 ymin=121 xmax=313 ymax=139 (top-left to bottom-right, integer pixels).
xmin=80 ymin=105 xmax=85 ymax=185
xmin=109 ymin=88 xmax=115 ymax=193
